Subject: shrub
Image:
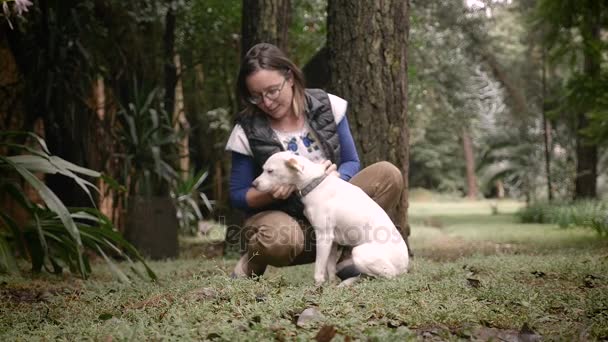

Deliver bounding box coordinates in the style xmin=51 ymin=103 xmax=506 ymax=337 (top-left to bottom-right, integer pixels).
xmin=518 ymin=200 xmax=608 ymax=236
xmin=0 ymin=131 xmax=156 ymax=281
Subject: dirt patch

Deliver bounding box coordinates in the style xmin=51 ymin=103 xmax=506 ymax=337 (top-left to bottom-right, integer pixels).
xmin=179 ymin=241 xmax=225 ymax=259
xmin=414 ymin=323 xmax=541 ymax=341
xmin=415 ymin=228 xmax=521 ymax=262
xmin=124 ymin=293 xmax=175 ymax=310
xmin=0 ymin=281 xmax=83 ymax=304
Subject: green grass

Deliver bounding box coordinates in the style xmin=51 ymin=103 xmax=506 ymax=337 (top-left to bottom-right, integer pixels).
xmin=2 ymin=201 xmax=608 ymax=340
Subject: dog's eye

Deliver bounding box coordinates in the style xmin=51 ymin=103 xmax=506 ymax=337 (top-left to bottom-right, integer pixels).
xmin=267 ymin=169 xmax=273 ymax=174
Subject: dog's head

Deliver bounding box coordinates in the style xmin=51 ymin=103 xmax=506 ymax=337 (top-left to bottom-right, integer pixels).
xmin=252 ymin=151 xmax=310 ymax=192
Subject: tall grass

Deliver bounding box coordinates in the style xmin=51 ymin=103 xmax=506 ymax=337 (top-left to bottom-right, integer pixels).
xmin=518 ymin=200 xmax=608 ymax=236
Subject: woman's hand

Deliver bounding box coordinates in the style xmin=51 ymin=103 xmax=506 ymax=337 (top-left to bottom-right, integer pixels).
xmin=271 ymin=184 xmax=296 ymax=200
xmin=321 ymin=160 xmax=340 ymax=177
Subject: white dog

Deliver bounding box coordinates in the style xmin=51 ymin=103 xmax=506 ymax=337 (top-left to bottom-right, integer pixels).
xmin=253 ymin=151 xmax=409 ymax=285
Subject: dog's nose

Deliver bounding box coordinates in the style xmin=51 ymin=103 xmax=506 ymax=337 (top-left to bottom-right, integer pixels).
xmin=252 ymin=179 xmax=259 ymax=189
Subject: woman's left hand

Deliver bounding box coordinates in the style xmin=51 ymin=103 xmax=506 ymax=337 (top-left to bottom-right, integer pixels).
xmin=321 ymin=160 xmax=340 ymax=177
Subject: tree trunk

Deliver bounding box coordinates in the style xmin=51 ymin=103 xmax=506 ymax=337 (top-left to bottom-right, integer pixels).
xmin=0 ymin=28 xmax=25 ymax=135
xmin=164 ymin=0 xmax=177 ymax=119
xmin=541 ymin=47 xmax=553 ymax=202
xmin=574 ymin=1 xmax=600 ymax=200
xmin=327 ymin=0 xmax=411 ymax=238
xmin=173 ymin=54 xmax=190 ymax=178
xmin=462 ymin=128 xmax=478 ymax=199
xmin=302 ymin=46 xmax=330 ymax=88
xmin=241 ymin=0 xmax=291 ymax=57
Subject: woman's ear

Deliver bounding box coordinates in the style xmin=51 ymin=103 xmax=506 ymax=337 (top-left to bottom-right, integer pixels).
xmin=286 ymin=158 xmax=303 ymax=173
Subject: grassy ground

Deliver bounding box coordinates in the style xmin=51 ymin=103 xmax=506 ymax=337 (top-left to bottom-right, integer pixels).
xmin=2 ymin=200 xmax=607 ymax=341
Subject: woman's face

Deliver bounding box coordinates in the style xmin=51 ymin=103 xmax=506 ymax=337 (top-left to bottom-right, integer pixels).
xmin=245 ymin=69 xmax=294 ymax=121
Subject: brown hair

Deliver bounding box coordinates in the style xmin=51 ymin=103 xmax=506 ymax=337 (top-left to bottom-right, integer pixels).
xmin=237 ymin=43 xmax=306 ymax=117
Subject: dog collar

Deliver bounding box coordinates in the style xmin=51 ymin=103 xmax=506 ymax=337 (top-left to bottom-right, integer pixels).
xmin=298 ymin=174 xmax=328 ymax=197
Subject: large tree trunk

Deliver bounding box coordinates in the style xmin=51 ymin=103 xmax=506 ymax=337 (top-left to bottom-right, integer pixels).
xmin=241 ymin=0 xmax=291 ymax=56
xmin=34 ymin=0 xmax=95 ymax=208
xmin=462 ymin=128 xmax=478 ymax=199
xmin=327 ymin=0 xmax=411 ymax=240
xmin=225 ymin=0 xmax=292 ymax=254
xmin=574 ymin=1 xmax=600 ymax=199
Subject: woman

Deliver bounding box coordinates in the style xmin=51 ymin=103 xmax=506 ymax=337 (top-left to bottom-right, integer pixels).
xmin=226 ymin=43 xmax=406 ymax=278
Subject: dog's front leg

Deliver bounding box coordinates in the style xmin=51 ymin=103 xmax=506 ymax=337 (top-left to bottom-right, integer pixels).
xmin=314 ymin=232 xmax=333 ymax=286
xmin=326 ymin=242 xmax=340 ymax=283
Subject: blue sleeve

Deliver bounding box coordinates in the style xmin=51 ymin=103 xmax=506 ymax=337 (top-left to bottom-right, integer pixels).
xmin=229 ymin=151 xmax=257 ymax=211
xmin=336 ymin=115 xmax=361 ymax=181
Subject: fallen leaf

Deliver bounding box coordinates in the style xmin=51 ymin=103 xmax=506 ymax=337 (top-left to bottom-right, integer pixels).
xmin=255 ymin=294 xmax=267 ymax=302
xmin=467 ymin=278 xmax=482 ymax=288
xmin=531 ymin=271 xmax=546 ymax=278
xmin=98 ymin=313 xmax=114 ymax=321
xmin=297 ymin=307 xmax=324 ymax=327
xmin=206 ymin=332 xmax=221 ymax=340
xmin=519 ymin=322 xmax=542 ymax=342
xmin=315 ymin=325 xmax=337 ymax=342
xmin=186 ymin=287 xmax=217 ymax=301
xmin=126 ymin=293 xmax=174 ymax=309
xmin=583 ymin=274 xmax=601 ymax=288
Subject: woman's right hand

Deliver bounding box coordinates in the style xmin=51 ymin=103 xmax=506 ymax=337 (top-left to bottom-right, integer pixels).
xmin=271 ymin=184 xmax=296 ymax=200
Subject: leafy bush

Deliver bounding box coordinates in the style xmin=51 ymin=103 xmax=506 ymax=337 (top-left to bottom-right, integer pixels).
xmin=115 ymin=82 xmax=180 ymax=197
xmin=171 ymin=169 xmax=214 ymax=235
xmin=518 ymin=200 xmax=608 ymax=236
xmin=0 ymin=131 xmax=156 ymax=281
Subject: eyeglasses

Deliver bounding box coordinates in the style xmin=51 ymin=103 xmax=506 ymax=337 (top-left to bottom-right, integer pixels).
xmin=247 ymin=78 xmax=287 ymax=105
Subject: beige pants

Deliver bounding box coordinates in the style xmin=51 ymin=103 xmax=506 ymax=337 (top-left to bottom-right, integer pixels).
xmin=233 ymin=161 xmax=407 ymax=277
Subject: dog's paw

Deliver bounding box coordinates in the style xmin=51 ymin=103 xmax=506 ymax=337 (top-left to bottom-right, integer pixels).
xmin=314 ymin=275 xmax=327 ymax=287
xmin=338 ymin=276 xmax=360 ymax=287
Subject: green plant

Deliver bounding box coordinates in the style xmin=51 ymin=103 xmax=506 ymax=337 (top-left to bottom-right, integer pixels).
xmin=171 ymin=169 xmax=214 ymax=236
xmin=518 ymin=200 xmax=608 ymax=236
xmin=0 ymin=131 xmax=156 ymax=281
xmin=116 ymin=81 xmax=180 ymax=198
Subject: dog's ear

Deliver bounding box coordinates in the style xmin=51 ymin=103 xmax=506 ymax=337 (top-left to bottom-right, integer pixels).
xmin=286 ymin=158 xmax=303 ymax=173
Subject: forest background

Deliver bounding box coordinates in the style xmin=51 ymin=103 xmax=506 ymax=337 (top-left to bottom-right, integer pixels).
xmin=0 ymin=0 xmax=607 ymax=273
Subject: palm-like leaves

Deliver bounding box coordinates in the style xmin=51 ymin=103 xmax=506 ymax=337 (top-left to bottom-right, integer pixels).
xmin=116 ymin=83 xmax=180 ymax=197
xmin=171 ymin=170 xmax=214 ymax=235
xmin=0 ymin=131 xmax=156 ymax=281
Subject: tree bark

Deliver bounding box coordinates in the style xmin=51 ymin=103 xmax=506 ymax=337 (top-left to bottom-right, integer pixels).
xmin=327 ymin=0 xmax=411 ymax=237
xmin=164 ymin=0 xmax=177 ymax=118
xmin=172 ymin=54 xmax=190 ymax=178
xmin=302 ymin=46 xmax=330 ymax=88
xmin=541 ymin=47 xmax=553 ymax=202
xmin=241 ymin=0 xmax=291 ymax=57
xmin=462 ymin=128 xmax=478 ymax=199
xmin=574 ymin=0 xmax=600 ymax=199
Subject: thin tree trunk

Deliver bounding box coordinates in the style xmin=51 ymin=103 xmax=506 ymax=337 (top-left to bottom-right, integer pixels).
xmin=241 ymin=0 xmax=291 ymax=57
xmin=172 ymin=54 xmax=190 ymax=179
xmin=462 ymin=128 xmax=478 ymax=199
xmin=495 ymin=180 xmax=505 ymax=198
xmin=327 ymin=0 xmax=411 ymax=239
xmin=541 ymin=45 xmax=553 ymax=202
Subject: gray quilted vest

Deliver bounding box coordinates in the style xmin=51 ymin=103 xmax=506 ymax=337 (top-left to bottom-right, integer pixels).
xmin=238 ymin=88 xmax=341 ymax=219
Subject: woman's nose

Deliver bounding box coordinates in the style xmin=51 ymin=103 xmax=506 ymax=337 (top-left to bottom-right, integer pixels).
xmin=262 ymin=96 xmax=274 ymax=108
